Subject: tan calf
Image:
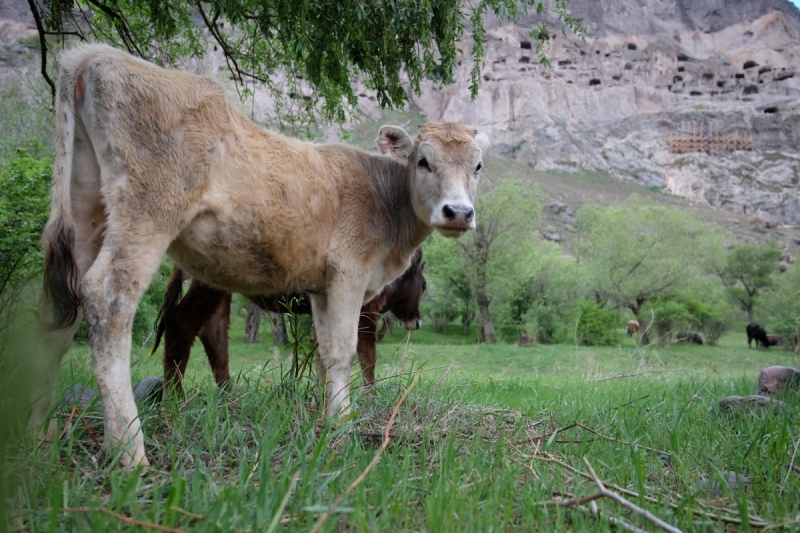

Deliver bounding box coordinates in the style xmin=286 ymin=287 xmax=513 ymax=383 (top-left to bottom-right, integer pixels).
xmin=38 ymin=44 xmax=489 ymax=468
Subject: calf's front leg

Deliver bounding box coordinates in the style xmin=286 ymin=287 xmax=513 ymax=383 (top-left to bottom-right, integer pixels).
xmin=310 ymin=276 xmax=367 ymax=417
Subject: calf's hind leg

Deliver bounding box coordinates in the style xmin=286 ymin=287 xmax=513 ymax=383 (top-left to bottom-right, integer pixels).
xmin=81 ymin=233 xmax=172 ymax=468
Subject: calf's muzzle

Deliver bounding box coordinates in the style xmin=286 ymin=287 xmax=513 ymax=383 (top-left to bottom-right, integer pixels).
xmin=441 ymin=204 xmax=474 ymax=230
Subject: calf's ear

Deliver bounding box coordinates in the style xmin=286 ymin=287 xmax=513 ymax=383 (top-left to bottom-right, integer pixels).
xmin=376 ymin=126 xmax=414 ymax=161
xmin=473 ymin=131 xmax=490 ymax=152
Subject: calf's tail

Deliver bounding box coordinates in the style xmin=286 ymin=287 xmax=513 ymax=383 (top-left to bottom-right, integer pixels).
xmin=41 ymin=55 xmax=82 ymax=331
xmin=151 ymin=266 xmax=185 ymax=356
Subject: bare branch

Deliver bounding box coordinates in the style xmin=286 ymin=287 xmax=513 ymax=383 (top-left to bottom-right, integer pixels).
xmin=582 ymin=456 xmax=684 ymax=533
xmin=26 ymin=0 xmax=55 ymax=108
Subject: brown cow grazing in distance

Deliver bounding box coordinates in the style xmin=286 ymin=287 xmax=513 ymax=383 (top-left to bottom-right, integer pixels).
xmin=36 ymin=44 xmax=488 ymax=468
xmin=627 ymin=320 xmax=640 ymax=337
xmin=153 ymin=249 xmax=425 ymax=392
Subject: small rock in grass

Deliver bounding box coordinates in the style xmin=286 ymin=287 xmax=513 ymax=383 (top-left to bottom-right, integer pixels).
xmin=717 ymin=395 xmax=786 ymax=417
xmin=696 ymin=471 xmax=752 ymax=497
xmin=60 ymin=384 xmax=99 ymax=412
xmin=134 ymin=376 xmax=164 ymax=406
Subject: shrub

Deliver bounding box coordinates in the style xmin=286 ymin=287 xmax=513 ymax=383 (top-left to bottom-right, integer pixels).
xmin=422 ymin=285 xmax=461 ymax=334
xmin=567 ymin=300 xmax=620 ymax=346
xmin=0 ymin=147 xmax=51 ymax=342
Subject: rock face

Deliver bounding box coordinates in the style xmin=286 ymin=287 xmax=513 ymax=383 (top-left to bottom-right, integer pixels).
xmin=1 ymin=0 xmax=799 ymax=224
xmin=410 ymin=0 xmax=800 ymax=224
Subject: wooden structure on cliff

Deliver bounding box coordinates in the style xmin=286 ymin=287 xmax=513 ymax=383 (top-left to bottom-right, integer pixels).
xmin=669 ymin=121 xmax=755 ymax=154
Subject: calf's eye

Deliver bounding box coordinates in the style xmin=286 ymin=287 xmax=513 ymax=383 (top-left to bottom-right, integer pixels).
xmin=418 ymin=157 xmax=430 ymax=170
xmin=476 ymin=162 xmax=483 ymax=172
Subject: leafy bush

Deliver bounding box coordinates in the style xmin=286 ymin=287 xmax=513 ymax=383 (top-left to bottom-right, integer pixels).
xmin=643 ymin=299 xmax=692 ymax=346
xmin=683 ymin=298 xmax=734 ymax=346
xmin=0 ymin=148 xmax=51 ymax=341
xmin=422 ymin=284 xmax=461 ymax=334
xmin=567 ymin=300 xmax=619 ymax=346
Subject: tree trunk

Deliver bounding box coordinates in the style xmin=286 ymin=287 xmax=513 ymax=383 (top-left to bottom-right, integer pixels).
xmin=462 ymin=311 xmax=475 ymax=336
xmin=746 ymin=304 xmax=754 ymax=322
xmin=657 ymin=322 xmax=672 ymax=347
xmin=634 ymin=309 xmax=650 ymax=344
xmin=476 ymin=290 xmax=495 ymax=344
xmin=244 ymin=303 xmax=262 ymax=343
xmin=268 ymin=311 xmax=288 ymax=345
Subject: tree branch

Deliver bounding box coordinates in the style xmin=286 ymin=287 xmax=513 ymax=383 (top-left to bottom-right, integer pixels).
xmin=26 ymin=0 xmax=55 ymax=108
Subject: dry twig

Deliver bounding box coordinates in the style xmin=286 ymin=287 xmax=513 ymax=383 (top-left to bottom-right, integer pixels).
xmin=572 ymin=421 xmax=671 ymax=457
xmin=523 ymin=452 xmax=768 ymax=528
xmin=9 ymin=507 xmax=190 ymax=533
xmin=582 ymin=456 xmax=684 ymax=533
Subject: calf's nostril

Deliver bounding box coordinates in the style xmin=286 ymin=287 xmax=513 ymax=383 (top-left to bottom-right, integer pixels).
xmin=442 ymin=204 xmax=456 ymax=221
xmin=465 ymin=208 xmax=474 ymax=223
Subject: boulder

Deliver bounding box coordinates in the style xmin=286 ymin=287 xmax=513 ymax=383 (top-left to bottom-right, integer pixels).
xmin=758 ymin=366 xmax=800 ymax=395
xmin=133 ymin=376 xmax=164 ymax=406
xmin=60 ymin=384 xmax=99 ymax=412
xmin=717 ymin=394 xmax=786 ymax=417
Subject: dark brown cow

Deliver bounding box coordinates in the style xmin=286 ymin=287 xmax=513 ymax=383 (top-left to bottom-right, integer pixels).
xmin=36 ymin=44 xmax=488 ymax=467
xmin=153 ymin=250 xmax=425 ymax=391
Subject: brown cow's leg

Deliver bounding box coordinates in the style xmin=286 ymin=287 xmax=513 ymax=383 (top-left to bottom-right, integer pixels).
xmin=198 ymin=292 xmax=232 ymax=389
xmin=163 ymin=281 xmax=228 ymax=395
xmin=357 ymin=309 xmax=381 ymax=389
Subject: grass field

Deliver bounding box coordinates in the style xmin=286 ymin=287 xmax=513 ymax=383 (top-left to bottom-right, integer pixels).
xmin=5 ymin=317 xmax=800 ymax=532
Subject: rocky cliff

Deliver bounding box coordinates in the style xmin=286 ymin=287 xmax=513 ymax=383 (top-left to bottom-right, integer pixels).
xmin=2 ymin=0 xmax=800 ymax=226
xmin=412 ymin=0 xmax=800 ymax=224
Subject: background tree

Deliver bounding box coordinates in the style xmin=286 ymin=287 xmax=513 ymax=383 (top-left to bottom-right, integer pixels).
xmin=708 ymin=242 xmax=781 ymax=321
xmin=759 ymin=261 xmax=800 ymax=351
xmin=499 ymin=240 xmax=585 ymax=344
xmin=456 ymin=176 xmax=541 ymax=343
xmin=575 ymin=195 xmax=711 ymax=343
xmin=30 ymin=0 xmax=584 ymax=120
xmin=422 ymin=234 xmax=476 ymax=335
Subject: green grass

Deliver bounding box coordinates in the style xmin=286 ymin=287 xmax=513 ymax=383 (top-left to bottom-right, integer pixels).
xmin=6 ymin=318 xmax=800 ymax=532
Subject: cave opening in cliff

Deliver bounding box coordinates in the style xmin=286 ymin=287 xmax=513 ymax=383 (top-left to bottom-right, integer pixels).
xmin=627 ymin=43 xmax=637 ymax=50
xmin=519 ymin=56 xmax=530 ymax=64
xmin=743 ymin=85 xmax=759 ymax=95
xmin=743 ymin=60 xmax=758 ymax=69
xmin=764 ymin=107 xmax=778 ymax=114
xmin=521 ymin=40 xmax=532 ymax=49
xmin=589 ymin=78 xmax=601 ymax=86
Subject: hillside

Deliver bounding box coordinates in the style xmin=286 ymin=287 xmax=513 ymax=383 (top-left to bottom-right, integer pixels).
xmin=410 ymin=0 xmax=800 ymax=231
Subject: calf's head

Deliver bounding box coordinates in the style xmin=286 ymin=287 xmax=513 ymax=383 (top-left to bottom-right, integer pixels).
xmin=377 ymin=122 xmax=490 ymax=238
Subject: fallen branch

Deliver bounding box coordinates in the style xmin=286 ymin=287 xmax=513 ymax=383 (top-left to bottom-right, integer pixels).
xmin=524 ymin=452 xmax=768 ymax=528
xmin=595 ymin=368 xmax=704 ymax=382
xmin=8 ymin=507 xmax=190 ymax=533
xmin=572 ymin=421 xmax=672 ymax=457
xmin=583 ymin=456 xmax=684 ymax=533
xmin=613 ymin=394 xmax=650 ymax=410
